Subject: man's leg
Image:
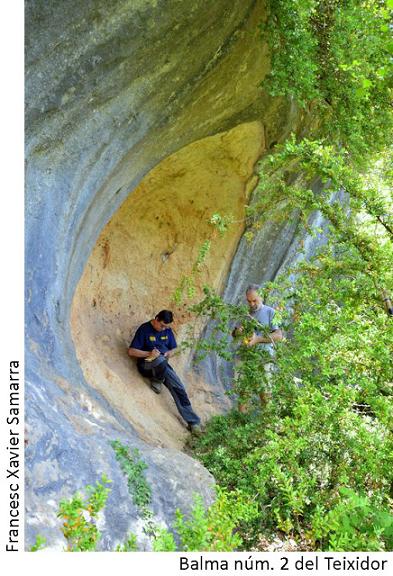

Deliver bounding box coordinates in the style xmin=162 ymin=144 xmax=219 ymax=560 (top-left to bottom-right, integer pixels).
xmin=259 ymin=362 xmax=274 ymax=406
xmin=163 ymin=365 xmax=201 ymax=426
xmin=138 ymin=359 xmax=168 ymax=394
xmin=233 ymin=358 xmax=249 ymax=413
xmin=150 ymin=359 xmax=168 ymax=393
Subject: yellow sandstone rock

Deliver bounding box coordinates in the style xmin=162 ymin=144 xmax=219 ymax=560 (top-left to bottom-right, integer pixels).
xmin=71 ymin=122 xmax=264 ymax=449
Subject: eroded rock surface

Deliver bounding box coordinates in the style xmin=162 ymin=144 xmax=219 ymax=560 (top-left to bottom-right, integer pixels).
xmin=25 ymin=0 xmax=304 ymax=549
xmin=71 ymin=121 xmax=264 ymax=448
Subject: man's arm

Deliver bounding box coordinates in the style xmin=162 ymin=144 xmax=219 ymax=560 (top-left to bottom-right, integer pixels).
xmin=247 ymin=328 xmax=283 ymax=346
xmin=163 ymin=347 xmax=177 ymax=359
xmin=128 ymin=347 xmax=160 ymax=359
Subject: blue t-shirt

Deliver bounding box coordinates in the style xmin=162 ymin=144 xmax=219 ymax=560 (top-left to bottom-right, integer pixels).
xmin=129 ymin=321 xmax=177 ymax=356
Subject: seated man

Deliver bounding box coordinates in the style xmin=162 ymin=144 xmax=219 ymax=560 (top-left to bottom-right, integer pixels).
xmin=128 ymin=310 xmax=202 ymax=434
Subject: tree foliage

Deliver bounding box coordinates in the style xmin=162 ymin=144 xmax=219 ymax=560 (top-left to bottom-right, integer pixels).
xmin=186 ymin=0 xmax=393 ymax=551
xmin=261 ymin=0 xmax=393 ymax=160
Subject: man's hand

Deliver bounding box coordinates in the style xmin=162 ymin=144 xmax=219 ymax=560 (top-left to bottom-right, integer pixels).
xmin=148 ymin=348 xmax=161 ymax=359
xmin=164 ymin=347 xmax=177 ymax=359
xmin=232 ymin=326 xmax=244 ymax=338
xmin=246 ymin=333 xmax=258 ymax=346
xmin=246 ymin=329 xmax=283 ymax=346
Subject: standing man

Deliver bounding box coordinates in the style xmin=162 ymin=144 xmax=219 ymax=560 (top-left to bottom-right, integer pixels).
xmin=245 ymin=283 xmax=283 ymax=349
xmin=233 ymin=284 xmax=283 ymax=409
xmin=128 ymin=310 xmax=202 ymax=435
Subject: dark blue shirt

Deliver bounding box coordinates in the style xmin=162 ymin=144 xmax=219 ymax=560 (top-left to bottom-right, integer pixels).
xmin=129 ymin=321 xmax=177 ymax=355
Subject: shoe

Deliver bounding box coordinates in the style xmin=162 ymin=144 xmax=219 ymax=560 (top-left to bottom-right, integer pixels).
xmin=150 ymin=380 xmax=163 ymax=394
xmin=187 ymin=423 xmax=202 ymax=436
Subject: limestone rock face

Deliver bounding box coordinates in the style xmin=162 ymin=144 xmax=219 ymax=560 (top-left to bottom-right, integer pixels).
xmin=26 ymin=374 xmax=215 ymax=551
xmin=25 ymin=0 xmax=304 ymax=549
xmin=70 ymin=121 xmax=265 ymax=448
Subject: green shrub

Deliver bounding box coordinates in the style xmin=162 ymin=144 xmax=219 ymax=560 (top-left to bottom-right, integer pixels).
xmin=310 ymin=488 xmax=393 ymax=551
xmin=30 ymin=535 xmax=46 ymax=552
xmin=115 ymin=533 xmax=139 ymax=552
xmin=153 ymin=488 xmax=258 ymax=552
xmin=57 ymin=475 xmax=111 ymax=551
xmin=111 ymin=440 xmax=152 ymax=511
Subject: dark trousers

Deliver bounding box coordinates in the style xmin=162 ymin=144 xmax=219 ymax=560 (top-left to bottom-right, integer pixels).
xmin=137 ymin=359 xmax=200 ymax=426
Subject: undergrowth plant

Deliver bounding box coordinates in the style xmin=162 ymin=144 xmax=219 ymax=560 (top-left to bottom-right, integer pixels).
xmin=57 ymin=475 xmax=111 ymax=551
xmin=111 ymin=440 xmax=152 ymax=511
xmin=310 ymin=488 xmax=393 ymax=551
xmin=111 ymin=439 xmax=253 ymax=551
xmin=115 ymin=533 xmax=139 ymax=552
xmin=30 ymin=535 xmax=46 ymax=552
xmin=153 ymin=489 xmax=258 ymax=552
xmin=110 ymin=440 xmax=156 ymax=538
xmin=31 ymin=453 xmax=250 ymax=552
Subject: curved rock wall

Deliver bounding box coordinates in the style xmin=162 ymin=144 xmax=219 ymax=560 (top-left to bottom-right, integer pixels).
xmin=71 ymin=121 xmax=264 ymax=448
xmin=25 ymin=0 xmax=305 ymax=549
xmin=26 ymin=0 xmax=288 ymax=379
